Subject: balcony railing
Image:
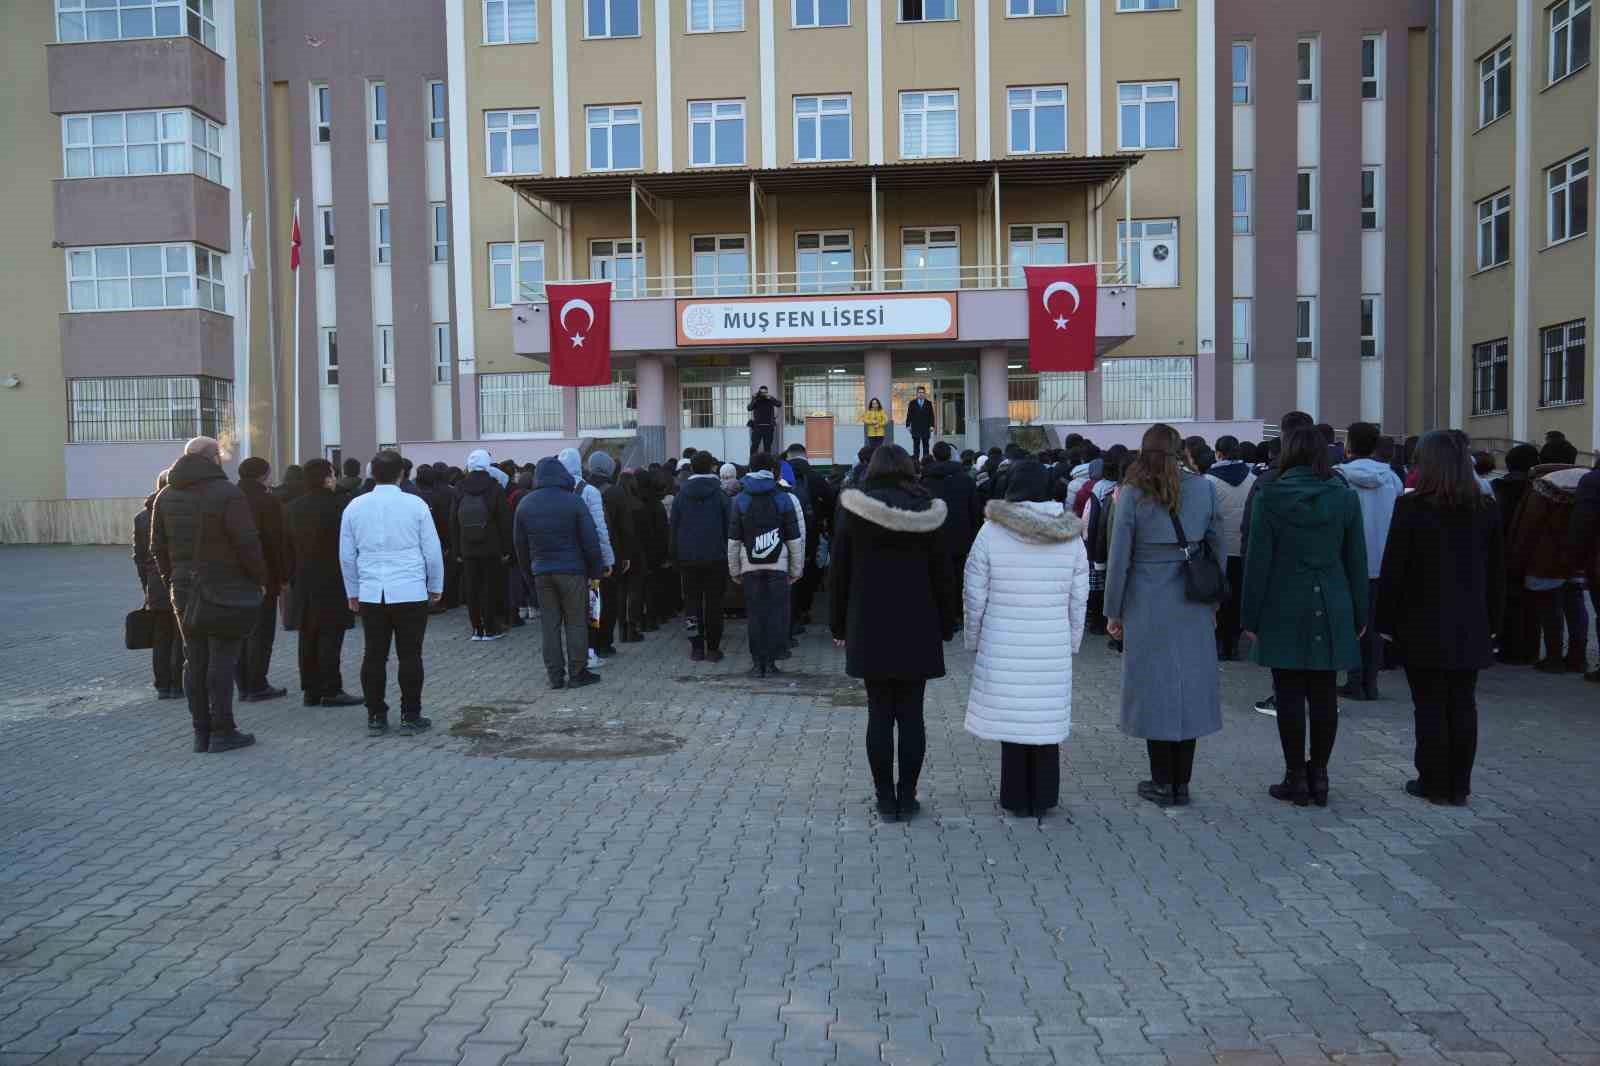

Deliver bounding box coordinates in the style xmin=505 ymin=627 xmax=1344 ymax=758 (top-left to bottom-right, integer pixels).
xmin=517 ymin=261 xmax=1131 ymax=302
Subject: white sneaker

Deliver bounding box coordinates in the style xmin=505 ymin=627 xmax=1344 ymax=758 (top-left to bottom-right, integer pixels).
xmin=587 ymin=649 xmax=605 ymax=669
xmin=469 ymin=632 xmax=483 ymax=641
xmin=482 ymin=630 xmax=506 ymax=642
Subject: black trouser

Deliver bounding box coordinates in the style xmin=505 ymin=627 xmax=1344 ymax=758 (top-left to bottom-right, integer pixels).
xmin=1272 ymin=668 xmax=1339 ymax=770
xmin=462 ymin=557 xmax=502 ymax=634
xmin=443 ymin=554 xmax=461 ymax=608
xmin=234 ymin=591 xmax=279 ymax=695
xmin=1498 ymin=587 xmax=1539 ymax=661
xmin=1146 ymin=739 xmax=1196 ymax=786
xmin=621 ymin=565 xmax=646 ymax=627
xmin=865 ymin=678 xmax=927 ymax=801
xmin=178 ymin=626 xmax=242 ymax=737
xmin=1217 ymin=557 xmax=1244 ymax=659
xmin=297 ymin=607 xmax=347 ymax=700
xmin=1534 ymin=583 xmax=1589 ymax=667
xmin=592 ymin=573 xmax=620 ymax=650
xmin=794 ymin=546 xmax=821 ymax=619
xmin=1403 ymin=667 xmax=1479 ymax=799
xmin=359 ymin=601 xmax=429 ymax=720
xmin=910 ymin=432 xmax=931 ymax=462
xmin=1000 ymin=742 xmax=1059 ymax=814
xmin=750 ymin=424 xmax=775 ymax=458
xmin=1348 ymin=579 xmax=1382 ymax=693
xmin=680 ymin=562 xmax=727 ymax=652
xmin=742 ymin=571 xmax=787 ymax=662
xmin=534 ymin=573 xmax=588 ymax=682
xmin=151 ymin=611 xmax=183 ymax=692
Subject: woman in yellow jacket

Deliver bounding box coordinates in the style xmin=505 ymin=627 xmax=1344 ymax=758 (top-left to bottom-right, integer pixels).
xmin=863 ymin=397 xmax=888 ymax=448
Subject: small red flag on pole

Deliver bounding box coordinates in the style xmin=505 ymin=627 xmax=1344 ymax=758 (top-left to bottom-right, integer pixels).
xmin=289 ymin=204 xmax=302 ymax=271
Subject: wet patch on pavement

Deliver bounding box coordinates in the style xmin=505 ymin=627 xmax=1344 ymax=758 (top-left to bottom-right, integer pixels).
xmin=449 ymin=704 xmax=685 ymax=759
xmin=672 ymin=672 xmax=868 ymax=708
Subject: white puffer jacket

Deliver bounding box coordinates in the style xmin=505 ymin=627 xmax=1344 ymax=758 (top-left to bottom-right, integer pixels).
xmin=962 ymin=499 xmax=1090 ymax=745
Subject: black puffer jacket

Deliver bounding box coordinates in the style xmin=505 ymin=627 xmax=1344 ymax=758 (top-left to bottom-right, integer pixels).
xmin=921 ymin=459 xmax=981 ymax=560
xmin=132 ymin=496 xmax=170 ymax=611
xmin=151 ymin=453 xmax=269 ymax=612
xmin=450 ymin=470 xmax=513 ymax=560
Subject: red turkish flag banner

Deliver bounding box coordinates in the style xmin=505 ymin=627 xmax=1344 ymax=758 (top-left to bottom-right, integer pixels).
xmin=289 ymin=207 xmax=301 ymax=271
xmin=1025 ymin=264 xmax=1099 ymax=373
xmin=547 ymin=281 xmax=613 ymax=387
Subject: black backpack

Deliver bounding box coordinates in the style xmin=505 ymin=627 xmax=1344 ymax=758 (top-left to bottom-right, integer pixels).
xmin=458 ymin=491 xmax=491 ymax=548
xmin=741 ymin=491 xmax=784 ymax=565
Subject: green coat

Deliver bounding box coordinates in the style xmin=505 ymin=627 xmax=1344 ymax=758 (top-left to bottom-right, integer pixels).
xmin=1240 ymin=468 xmax=1368 ymax=671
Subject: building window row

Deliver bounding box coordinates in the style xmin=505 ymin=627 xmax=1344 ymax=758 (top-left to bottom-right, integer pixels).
xmin=1542 ymin=319 xmax=1586 ymax=407
xmin=1549 ymin=0 xmax=1591 ymax=86
xmin=310 ymin=82 xmax=448 ymax=144
xmin=69 ymin=375 xmax=232 ymax=444
xmin=1472 ymin=338 xmax=1508 ymax=417
xmin=1549 ymin=150 xmax=1590 ymax=245
xmin=1480 ymin=40 xmax=1512 ymax=127
xmin=689 ymin=0 xmax=743 ymax=32
xmin=66 ymin=243 xmax=225 ymax=313
xmin=62 ymin=109 xmax=222 ymax=184
xmin=56 ymin=0 xmax=217 ymax=52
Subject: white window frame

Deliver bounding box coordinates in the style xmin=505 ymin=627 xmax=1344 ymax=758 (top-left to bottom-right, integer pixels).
xmin=1479 ymin=41 xmax=1512 ymax=128
xmin=67 ymin=376 xmax=233 ymax=444
xmin=590 ymin=239 xmax=645 ymax=298
xmin=61 ymin=109 xmax=220 ymax=183
xmin=1360 ymin=34 xmax=1383 ymax=100
xmin=433 ymin=324 xmax=452 ymax=384
xmin=585 ymin=105 xmax=643 ymax=171
xmin=1478 ymin=189 xmax=1512 ymax=270
xmin=586 ymin=0 xmax=641 ymax=38
xmin=376 ymin=326 xmax=395 ymax=387
xmin=691 ymin=234 xmax=751 ymax=295
xmin=1296 ymin=297 xmax=1317 ymax=359
xmin=313 ymin=84 xmax=331 ymax=143
xmin=795 ymin=230 xmax=854 ymax=292
xmin=431 ymin=203 xmax=450 ymax=263
xmin=1006 ymin=0 xmax=1063 ymax=18
xmin=489 ymin=241 xmax=546 ymax=306
xmin=1007 ymin=86 xmax=1067 ymax=155
xmin=793 ymin=0 xmax=848 ymax=25
xmin=689 ymin=0 xmax=744 ymax=32
xmin=897 ymin=0 xmax=955 ymax=23
xmin=1297 ymin=169 xmax=1317 ymax=233
xmin=1541 ymin=318 xmax=1587 ymax=406
xmin=794 ymin=95 xmax=852 ymax=162
xmin=317 ymin=206 xmax=335 ymax=266
xmin=1360 ymin=295 xmax=1382 ymax=358
xmin=374 ymin=206 xmax=391 ymax=265
xmin=1472 ymin=338 xmax=1509 ymax=416
xmin=428 ymin=81 xmax=447 ymax=139
xmin=370 ymin=81 xmax=388 ymax=142
xmin=900 ymin=226 xmax=960 ymax=290
xmin=483 ymin=0 xmax=538 ymax=42
xmin=1117 ymin=81 xmax=1179 ymax=151
xmin=1117 ymin=218 xmax=1180 ymax=288
xmin=1297 ymin=38 xmax=1318 ymax=102
xmin=1116 ymin=0 xmax=1178 ymax=10
xmin=689 ymin=100 xmax=746 ymax=167
xmin=55 ymin=0 xmax=216 ymax=51
xmin=1549 ymin=0 xmax=1592 ymax=85
xmin=1361 ymin=167 xmax=1381 ymax=230
xmin=486 ymin=109 xmax=541 ymax=176
xmin=1548 ymin=150 xmax=1590 ymax=245
xmin=900 ymin=91 xmax=959 ymax=159
xmin=1232 ymin=41 xmax=1252 ymax=104
xmin=321 ymin=327 xmax=339 ymax=387
xmin=1007 ymin=223 xmax=1067 ymax=286
xmin=1232 ymin=298 xmax=1252 ymax=362
xmin=64 ymin=242 xmax=226 ymax=314
xmin=1232 ymin=171 xmax=1251 ymax=234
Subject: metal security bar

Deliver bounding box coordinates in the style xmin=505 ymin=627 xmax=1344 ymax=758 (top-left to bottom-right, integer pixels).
xmin=67 ymin=375 xmax=232 ymax=443
xmin=1101 ymin=357 xmax=1194 ymax=422
xmin=1009 ymin=372 xmax=1088 ymax=424
xmin=478 ymin=372 xmax=563 ymax=435
xmin=577 ymin=370 xmax=638 ymax=431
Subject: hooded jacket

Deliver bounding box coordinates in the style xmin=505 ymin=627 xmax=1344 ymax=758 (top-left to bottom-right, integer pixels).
xmin=1509 ymin=465 xmax=1586 ymax=581
xmin=670 ymin=474 xmax=732 ymax=566
xmin=1240 ymin=468 xmax=1368 ymax=671
xmin=512 ymin=458 xmax=603 ymax=579
xmin=1335 ymin=457 xmax=1404 ymax=579
xmin=132 ymin=495 xmax=170 ymax=612
xmin=1205 ymin=460 xmax=1258 ymax=559
xmin=921 ymin=458 xmax=981 ymax=559
xmin=450 ymin=469 xmax=513 ymax=560
xmin=962 ymin=500 xmax=1090 ymax=745
xmin=719 ymin=463 xmax=741 ymax=496
xmin=727 ymin=472 xmax=804 ymax=580
xmin=557 ymin=447 xmax=613 ymax=569
xmin=151 ymin=452 xmax=269 ymax=610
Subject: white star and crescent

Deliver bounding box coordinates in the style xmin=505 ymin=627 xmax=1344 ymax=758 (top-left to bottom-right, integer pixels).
xmin=1040 ymin=279 xmax=1081 ymax=331
xmin=559 ymin=298 xmax=595 ymax=347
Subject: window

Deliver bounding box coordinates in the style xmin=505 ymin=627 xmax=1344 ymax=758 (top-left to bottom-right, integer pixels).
xmin=1117 ymin=219 xmax=1179 ymax=287
xmin=1116 ymin=0 xmax=1177 ymax=9
xmin=1296 ymin=297 xmax=1316 ymax=359
xmin=899 ymin=0 xmax=954 ymax=21
xmin=431 ymin=203 xmax=449 ymax=263
xmin=67 ymin=376 xmax=231 ymax=443
xmin=901 ymin=92 xmax=958 ymax=159
xmin=901 ymin=227 xmax=959 ymax=290
xmin=1297 ymin=169 xmax=1317 ymax=232
xmin=578 ymin=369 xmax=639 ymax=430
xmin=590 ymin=239 xmax=643 ymax=297
xmin=370 ymin=82 xmax=388 ymax=141
xmin=586 ymin=105 xmax=642 ymax=171
xmin=1006 ymin=372 xmax=1085 ymax=423
xmin=1101 ymin=357 xmax=1193 ymax=421
xmin=56 ymin=0 xmax=216 ymax=51
xmin=1472 ymin=338 xmax=1508 ymax=415
xmin=317 ymin=206 xmax=335 ymax=266
xmin=486 ymin=109 xmax=540 ymax=175
xmin=692 ymin=235 xmax=750 ymax=295
xmin=1361 ymin=35 xmax=1382 ymax=99
xmin=690 ymin=0 xmax=743 ymax=32
xmin=1232 ymin=298 xmax=1252 ymax=361
xmin=1480 ymin=42 xmax=1512 ymax=127
xmin=587 ymin=0 xmax=640 ymax=37
xmin=1007 ymin=86 xmax=1066 ymax=154
xmin=61 ymin=109 xmax=220 ymax=183
xmin=1550 ymin=0 xmax=1591 ymax=84
xmin=321 ymin=328 xmax=339 ymax=386
xmin=1232 ymin=171 xmax=1251 ymax=234
xmin=794 ymin=0 xmax=848 ymax=25
xmin=313 ymin=85 xmax=331 ymax=143
xmin=784 ymin=370 xmax=866 ymax=426
xmin=689 ymin=100 xmax=745 ymax=166
xmin=795 ymin=95 xmax=851 ymax=161
xmin=1297 ymin=38 xmax=1318 ymax=101
xmin=65 ymin=243 xmax=225 ymax=313
xmin=795 ymin=231 xmax=854 ymax=292
xmin=1007 ymin=223 xmax=1066 ymax=286
xmin=489 ymin=241 xmax=545 ymax=305
xmin=1361 ymin=167 xmax=1381 ymax=230
xmin=428 ymin=81 xmax=447 ymax=139
xmin=1117 ymin=81 xmax=1178 ymax=150
xmin=1542 ymin=319 xmax=1586 ymax=405
xmin=1008 ymin=0 xmax=1062 ymax=17
xmin=484 ymin=0 xmax=537 ymax=41
xmin=480 ymin=372 xmax=563 ymax=433
xmin=1232 ymin=42 xmax=1252 ymax=103
xmin=1548 ymin=151 xmax=1590 ymax=244
xmin=1360 ymin=295 xmax=1381 ymax=358
xmin=374 ymin=206 xmax=391 ymax=265
xmin=1478 ymin=190 xmax=1511 ymax=269
xmin=376 ymin=326 xmax=395 ymax=387
xmin=433 ymin=324 xmax=452 ymax=384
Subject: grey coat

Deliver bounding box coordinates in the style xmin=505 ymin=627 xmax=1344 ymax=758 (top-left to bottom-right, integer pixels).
xmin=1103 ymin=473 xmax=1224 ymax=742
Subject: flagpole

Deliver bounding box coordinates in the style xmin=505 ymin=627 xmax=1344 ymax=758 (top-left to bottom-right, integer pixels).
xmin=291 ymin=198 xmax=301 ymax=463
xmin=241 ymin=212 xmax=255 ymax=462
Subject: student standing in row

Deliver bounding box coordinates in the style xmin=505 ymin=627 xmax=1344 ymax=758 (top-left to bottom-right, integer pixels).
xmin=284 ymin=459 xmax=360 ymax=707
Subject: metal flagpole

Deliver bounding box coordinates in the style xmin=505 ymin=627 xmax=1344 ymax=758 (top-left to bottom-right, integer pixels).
xmin=291 ymin=198 xmax=301 ymax=462
xmin=240 ymin=211 xmax=254 ymax=459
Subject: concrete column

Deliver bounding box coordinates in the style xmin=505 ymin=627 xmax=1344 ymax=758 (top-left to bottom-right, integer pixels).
xmin=978 ymin=346 xmax=1010 ymax=451
xmin=864 ymin=348 xmax=894 ymax=444
xmin=632 ymin=353 xmax=667 ymax=464
xmin=1085 ymin=367 xmax=1104 ymax=424
xmin=747 ymin=351 xmax=782 ymax=456
xmin=663 ymin=360 xmax=681 ymax=459
xmin=561 ymin=385 xmax=579 ymax=439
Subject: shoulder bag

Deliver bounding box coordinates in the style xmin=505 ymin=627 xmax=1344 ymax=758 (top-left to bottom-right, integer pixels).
xmin=124 ymin=607 xmax=155 ymax=650
xmin=1168 ymin=508 xmax=1229 ymax=606
xmin=182 ymin=509 xmax=264 ymax=639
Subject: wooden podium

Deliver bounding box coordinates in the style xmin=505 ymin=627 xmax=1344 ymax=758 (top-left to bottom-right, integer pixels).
xmin=803 ymin=415 xmax=834 ymax=463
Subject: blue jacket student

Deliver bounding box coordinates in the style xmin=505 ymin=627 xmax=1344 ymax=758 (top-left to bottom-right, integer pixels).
xmin=513 ymin=458 xmax=604 ymax=580
xmin=670 ymin=472 xmax=732 ymax=564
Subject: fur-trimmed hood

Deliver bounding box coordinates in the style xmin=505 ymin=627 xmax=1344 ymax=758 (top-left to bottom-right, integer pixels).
xmin=839 ymin=487 xmax=948 ymax=533
xmin=983 ymin=499 xmax=1083 ymax=543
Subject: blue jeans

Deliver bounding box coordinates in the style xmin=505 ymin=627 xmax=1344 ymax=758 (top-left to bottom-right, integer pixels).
xmin=742 ymin=571 xmax=788 ymax=662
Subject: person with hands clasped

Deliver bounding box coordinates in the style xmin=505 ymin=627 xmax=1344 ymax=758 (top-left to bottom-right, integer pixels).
xmin=747 ymin=385 xmax=782 ymax=459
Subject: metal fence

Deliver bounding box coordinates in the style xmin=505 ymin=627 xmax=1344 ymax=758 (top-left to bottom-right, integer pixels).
xmin=67 ymin=375 xmax=232 ymax=443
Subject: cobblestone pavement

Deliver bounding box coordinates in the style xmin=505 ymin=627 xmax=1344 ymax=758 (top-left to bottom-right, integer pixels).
xmin=2 ymin=544 xmax=1599 ymax=1066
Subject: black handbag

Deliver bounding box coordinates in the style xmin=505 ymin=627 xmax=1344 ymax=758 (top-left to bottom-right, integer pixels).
xmin=181 ymin=512 xmax=263 ymax=640
xmin=125 ymin=607 xmax=155 ymax=650
xmin=1168 ymin=509 xmax=1229 ymax=605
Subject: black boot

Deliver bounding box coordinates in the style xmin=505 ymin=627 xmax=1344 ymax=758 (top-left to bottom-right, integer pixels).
xmin=192 ymin=728 xmax=210 ymax=753
xmin=1137 ymin=780 xmax=1174 ymax=806
xmin=207 ymin=730 xmax=256 ymax=753
xmin=875 ymin=792 xmax=899 ymax=822
xmin=1269 ymin=766 xmax=1311 ymax=806
xmin=368 ymin=714 xmax=389 ymax=737
xmin=896 ymin=785 xmax=920 ymax=821
xmin=1308 ymin=764 xmax=1330 ymax=806
xmin=398 ymin=715 xmax=432 ymax=736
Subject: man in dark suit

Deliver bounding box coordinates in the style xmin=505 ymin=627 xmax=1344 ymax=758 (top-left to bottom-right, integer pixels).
xmin=284 ymin=458 xmax=360 ymax=706
xmin=235 ymin=456 xmax=288 ymax=702
xmin=906 ymin=386 xmax=935 ymax=462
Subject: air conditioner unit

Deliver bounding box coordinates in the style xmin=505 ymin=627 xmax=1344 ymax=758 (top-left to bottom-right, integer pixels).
xmin=1140 ymin=239 xmax=1178 ymax=287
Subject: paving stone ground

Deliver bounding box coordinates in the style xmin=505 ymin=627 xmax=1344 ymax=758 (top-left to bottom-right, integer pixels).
xmin=1 ymin=544 xmax=1599 ymax=1066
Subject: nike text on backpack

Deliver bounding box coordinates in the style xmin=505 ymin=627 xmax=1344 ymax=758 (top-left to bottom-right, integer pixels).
xmin=742 ymin=492 xmax=784 ymax=565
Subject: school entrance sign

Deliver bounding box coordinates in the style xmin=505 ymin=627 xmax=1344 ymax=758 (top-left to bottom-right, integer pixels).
xmin=675 ymin=292 xmax=958 ymax=347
